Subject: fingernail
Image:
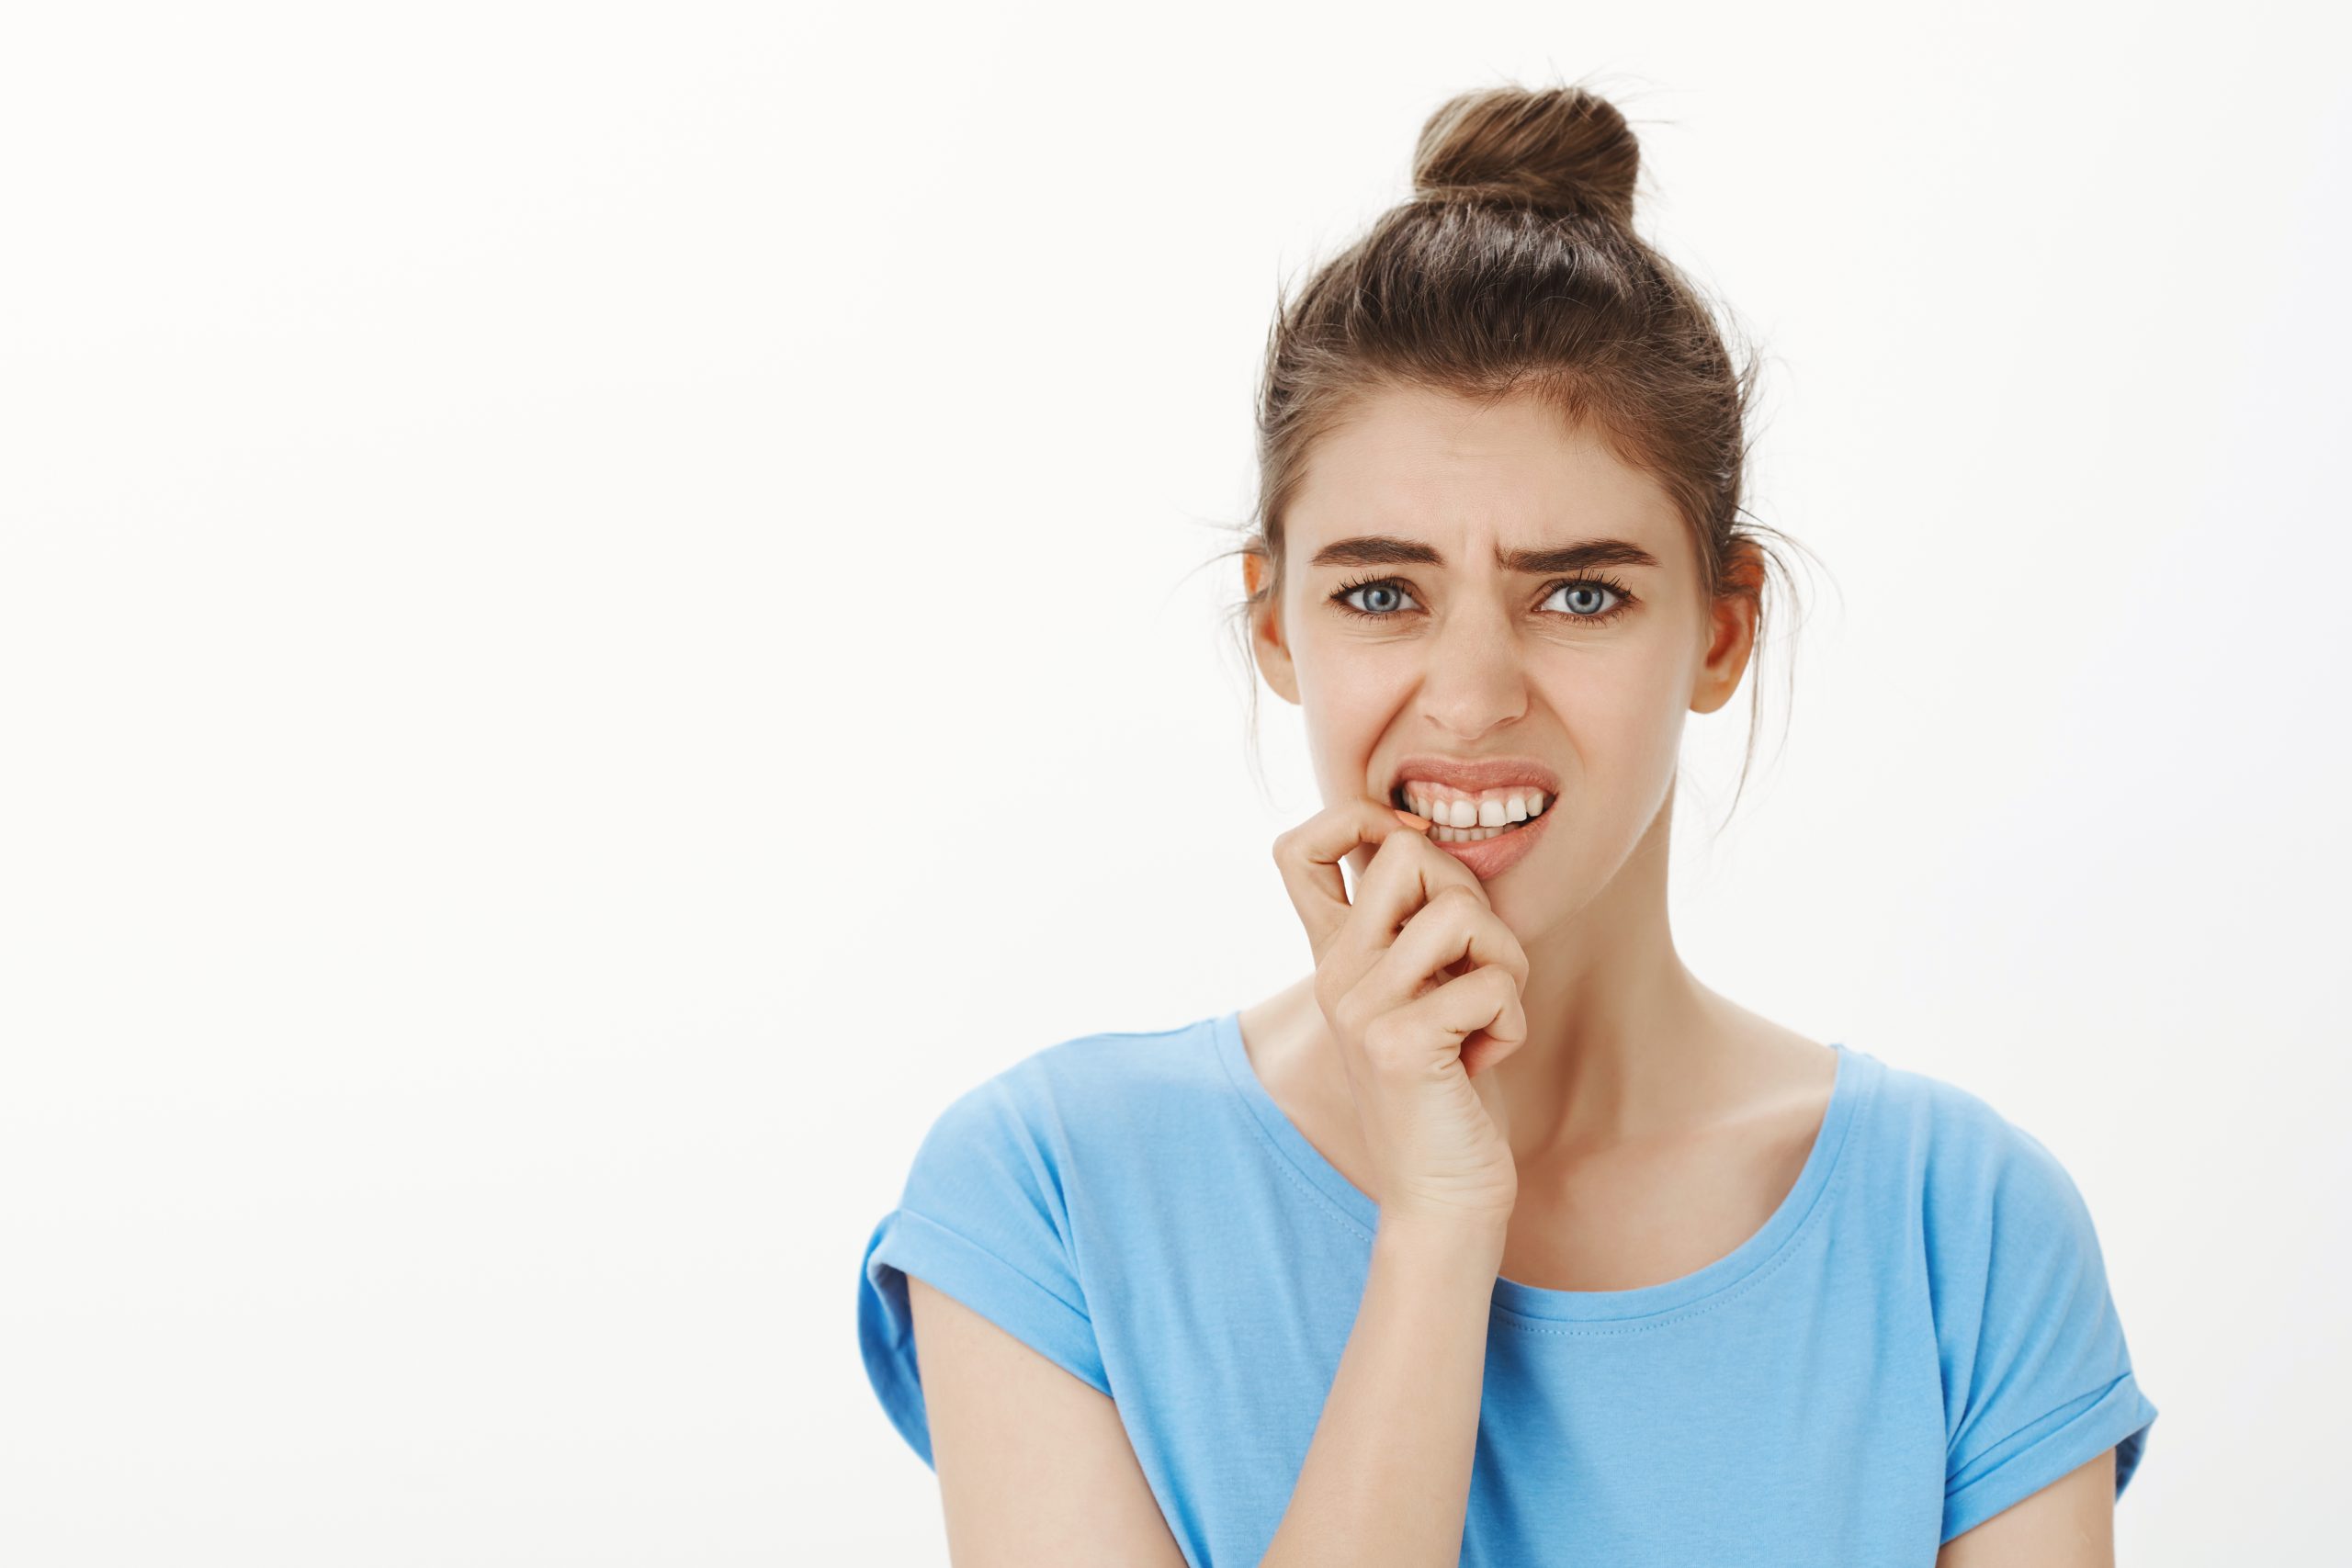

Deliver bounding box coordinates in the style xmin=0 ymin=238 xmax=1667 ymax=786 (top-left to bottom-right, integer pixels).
xmin=1393 ymin=808 xmax=1430 ymax=829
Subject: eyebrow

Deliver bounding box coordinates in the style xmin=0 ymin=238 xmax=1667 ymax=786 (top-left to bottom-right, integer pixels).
xmin=1306 ymin=534 xmax=1663 ymax=574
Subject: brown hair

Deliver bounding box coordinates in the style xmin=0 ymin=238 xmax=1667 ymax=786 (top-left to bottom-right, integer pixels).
xmin=1210 ymin=77 xmax=1820 ymax=827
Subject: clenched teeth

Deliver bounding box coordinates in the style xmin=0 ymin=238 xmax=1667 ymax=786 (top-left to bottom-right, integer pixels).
xmin=1390 ymin=782 xmax=1551 ymax=829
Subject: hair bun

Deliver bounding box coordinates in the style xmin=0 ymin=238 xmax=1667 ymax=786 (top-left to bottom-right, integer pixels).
xmin=1410 ymin=85 xmax=1640 ymax=229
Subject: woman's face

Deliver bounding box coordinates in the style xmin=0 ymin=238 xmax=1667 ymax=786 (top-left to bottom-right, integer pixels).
xmin=1249 ymin=383 xmax=1755 ymax=937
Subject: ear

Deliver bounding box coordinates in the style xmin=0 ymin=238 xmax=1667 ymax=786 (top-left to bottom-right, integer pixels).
xmin=1244 ymin=548 xmax=1301 ymax=705
xmin=1690 ymin=540 xmax=1763 ymax=716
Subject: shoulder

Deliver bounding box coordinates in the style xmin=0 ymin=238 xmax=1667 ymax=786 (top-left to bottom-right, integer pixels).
xmin=1856 ymin=1050 xmax=2090 ymax=1211
xmin=910 ymin=1013 xmax=1230 ymax=1170
xmin=1860 ymin=1057 xmax=2146 ymax=1389
xmin=974 ymin=1012 xmax=1224 ymax=1108
xmin=1840 ymin=1048 xmax=2127 ymax=1331
xmin=1018 ymin=1013 xmax=1231 ymax=1101
xmin=1854 ymin=1056 xmax=2163 ymax=1535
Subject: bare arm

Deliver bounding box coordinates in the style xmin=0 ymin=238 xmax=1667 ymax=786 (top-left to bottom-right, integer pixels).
xmin=1936 ymin=1446 xmax=2117 ymax=1567
xmin=907 ymin=1273 xmax=1190 ymax=1566
xmin=1261 ymin=1213 xmax=1509 ymax=1568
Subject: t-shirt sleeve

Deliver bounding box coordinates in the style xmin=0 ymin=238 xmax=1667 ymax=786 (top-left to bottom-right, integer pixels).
xmin=857 ymin=1067 xmax=1107 ymax=1470
xmin=1937 ymin=1120 xmax=2159 ymax=1543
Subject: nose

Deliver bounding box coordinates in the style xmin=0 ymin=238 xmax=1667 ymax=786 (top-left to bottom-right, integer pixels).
xmin=1413 ymin=602 xmax=1529 ymax=738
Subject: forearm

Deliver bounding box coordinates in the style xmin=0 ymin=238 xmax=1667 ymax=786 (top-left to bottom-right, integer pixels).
xmin=1261 ymin=1213 xmax=1508 ymax=1568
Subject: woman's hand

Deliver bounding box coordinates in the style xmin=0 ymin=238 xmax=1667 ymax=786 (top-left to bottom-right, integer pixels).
xmin=1272 ymin=797 xmax=1532 ymax=1231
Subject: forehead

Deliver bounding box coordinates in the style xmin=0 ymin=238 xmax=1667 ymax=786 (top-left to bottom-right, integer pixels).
xmin=1287 ymin=384 xmax=1686 ymax=561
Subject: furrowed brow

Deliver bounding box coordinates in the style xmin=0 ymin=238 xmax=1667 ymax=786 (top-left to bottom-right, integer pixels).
xmin=1306 ymin=535 xmax=1661 ymax=573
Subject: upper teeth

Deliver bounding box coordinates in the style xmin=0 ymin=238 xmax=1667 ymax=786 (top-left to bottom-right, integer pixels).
xmin=1394 ymin=783 xmax=1551 ymax=829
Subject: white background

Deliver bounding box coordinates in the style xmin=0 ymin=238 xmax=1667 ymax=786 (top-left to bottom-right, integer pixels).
xmin=3 ymin=2 xmax=2344 ymax=1562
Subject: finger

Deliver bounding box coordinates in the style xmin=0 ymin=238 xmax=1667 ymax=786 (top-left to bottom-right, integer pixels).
xmin=1344 ymin=810 xmax=1493 ymax=958
xmin=1363 ymin=884 xmax=1532 ymax=1017
xmin=1392 ymin=963 xmax=1528 ymax=1071
xmin=1317 ymin=821 xmax=1493 ymax=1010
xmin=1272 ymin=796 xmax=1435 ymax=964
xmin=1458 ymin=971 xmax=1530 ymax=1077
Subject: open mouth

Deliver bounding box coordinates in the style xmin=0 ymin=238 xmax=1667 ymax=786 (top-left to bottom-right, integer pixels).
xmin=1389 ymin=784 xmax=1545 ymax=843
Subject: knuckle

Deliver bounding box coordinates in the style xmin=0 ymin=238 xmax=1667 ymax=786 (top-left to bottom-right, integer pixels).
xmin=1359 ymin=1011 xmax=1406 ymax=1066
xmin=1436 ymin=884 xmax=1484 ymax=922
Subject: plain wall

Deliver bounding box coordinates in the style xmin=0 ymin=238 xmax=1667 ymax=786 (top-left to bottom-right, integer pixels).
xmin=2 ymin=2 xmax=2344 ymax=1562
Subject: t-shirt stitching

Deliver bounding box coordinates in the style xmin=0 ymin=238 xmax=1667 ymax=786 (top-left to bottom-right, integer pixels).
xmin=1494 ymin=1061 xmax=1876 ymax=1337
xmin=1217 ymin=1076 xmax=1380 ymax=1243
xmin=1943 ymin=1367 xmax=2141 ymax=1489
xmin=1217 ymin=1027 xmax=1876 ymax=1332
xmin=891 ymin=1201 xmax=1097 ymax=1325
xmin=1223 ymin=1075 xmax=1833 ymax=1333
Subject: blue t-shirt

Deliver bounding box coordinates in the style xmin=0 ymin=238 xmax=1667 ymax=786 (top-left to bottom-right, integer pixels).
xmin=857 ymin=1010 xmax=2156 ymax=1564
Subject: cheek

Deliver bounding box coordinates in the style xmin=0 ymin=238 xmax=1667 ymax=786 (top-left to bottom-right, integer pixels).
xmin=1590 ymin=678 xmax=1678 ymax=747
xmin=1542 ymin=662 xmax=1687 ymax=782
xmin=1543 ymin=658 xmax=1674 ymax=738
xmin=1298 ymin=660 xmax=1401 ymax=761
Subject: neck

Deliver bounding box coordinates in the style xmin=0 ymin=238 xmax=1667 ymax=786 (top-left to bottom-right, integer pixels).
xmin=1465 ymin=785 xmax=1737 ymax=1173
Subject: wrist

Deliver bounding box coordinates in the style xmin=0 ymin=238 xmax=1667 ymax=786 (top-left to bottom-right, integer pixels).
xmin=1373 ymin=1206 xmax=1511 ymax=1269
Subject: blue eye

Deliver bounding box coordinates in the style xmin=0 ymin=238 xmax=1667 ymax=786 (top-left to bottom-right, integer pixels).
xmin=1327 ymin=574 xmax=1636 ymax=626
xmin=1337 ymin=579 xmax=1414 ymax=616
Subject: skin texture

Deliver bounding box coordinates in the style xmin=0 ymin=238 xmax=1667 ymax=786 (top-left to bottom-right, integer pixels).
xmin=906 ymin=1275 xmax=1187 ymax=1565
xmin=905 ymin=382 xmax=2117 ymax=1563
xmin=1240 ymin=383 xmax=2118 ymax=1561
xmin=1243 ymin=383 xmax=1828 ymax=1189
xmin=1938 ymin=1446 xmax=2117 ymax=1564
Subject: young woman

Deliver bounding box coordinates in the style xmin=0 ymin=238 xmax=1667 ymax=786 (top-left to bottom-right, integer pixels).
xmin=857 ymin=83 xmax=2156 ymax=1566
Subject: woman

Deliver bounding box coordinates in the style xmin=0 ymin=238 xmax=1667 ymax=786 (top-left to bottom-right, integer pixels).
xmin=857 ymin=82 xmax=2156 ymax=1566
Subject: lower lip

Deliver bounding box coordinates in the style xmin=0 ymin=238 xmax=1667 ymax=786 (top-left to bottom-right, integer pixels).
xmin=1410 ymin=799 xmax=1556 ymax=880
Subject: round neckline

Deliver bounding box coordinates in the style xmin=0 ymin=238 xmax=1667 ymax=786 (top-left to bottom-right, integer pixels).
xmin=1209 ymin=1006 xmax=1872 ymax=1324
